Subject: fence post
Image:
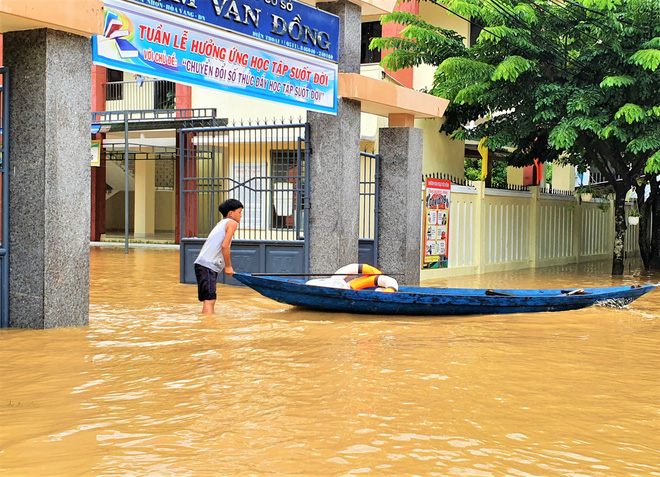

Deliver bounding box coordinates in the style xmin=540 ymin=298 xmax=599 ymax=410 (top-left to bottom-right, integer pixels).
xmin=529 ymin=185 xmax=540 ymax=268
xmin=573 ymin=196 xmax=581 ymax=263
xmin=473 ymin=181 xmax=486 ymax=274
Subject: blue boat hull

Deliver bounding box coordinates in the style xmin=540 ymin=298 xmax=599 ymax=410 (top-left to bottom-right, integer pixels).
xmin=233 ymin=273 xmax=657 ymax=316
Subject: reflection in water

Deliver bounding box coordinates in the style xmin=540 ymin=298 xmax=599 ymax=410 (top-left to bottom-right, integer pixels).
xmin=1 ymin=245 xmax=659 ymax=475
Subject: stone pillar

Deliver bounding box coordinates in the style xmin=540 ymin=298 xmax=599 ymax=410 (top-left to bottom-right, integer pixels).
xmin=5 ymin=29 xmax=91 ymax=328
xmin=134 ymin=158 xmax=156 ymax=237
xmin=377 ymin=127 xmax=424 ymax=285
xmin=307 ymin=0 xmax=362 ymax=273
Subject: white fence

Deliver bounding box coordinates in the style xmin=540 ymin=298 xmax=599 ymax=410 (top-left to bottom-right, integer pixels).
xmin=424 ymin=182 xmax=639 ymax=279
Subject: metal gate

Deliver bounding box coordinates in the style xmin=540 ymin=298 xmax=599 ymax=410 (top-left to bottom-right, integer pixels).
xmin=0 ymin=68 xmax=9 ymax=327
xmin=358 ymin=150 xmax=380 ymax=267
xmin=179 ymin=121 xmax=310 ymax=285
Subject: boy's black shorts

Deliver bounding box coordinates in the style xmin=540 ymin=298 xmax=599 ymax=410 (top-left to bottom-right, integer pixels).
xmin=195 ymin=264 xmax=218 ymax=301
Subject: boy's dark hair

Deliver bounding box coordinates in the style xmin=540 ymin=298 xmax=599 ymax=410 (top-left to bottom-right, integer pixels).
xmin=218 ymin=198 xmax=244 ymax=218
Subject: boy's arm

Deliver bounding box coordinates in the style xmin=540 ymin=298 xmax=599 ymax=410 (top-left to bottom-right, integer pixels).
xmin=221 ymin=220 xmax=239 ymax=276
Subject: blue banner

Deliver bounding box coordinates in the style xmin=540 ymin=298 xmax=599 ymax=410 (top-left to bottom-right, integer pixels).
xmin=122 ymin=0 xmax=339 ymax=62
xmin=94 ymin=0 xmax=337 ymax=114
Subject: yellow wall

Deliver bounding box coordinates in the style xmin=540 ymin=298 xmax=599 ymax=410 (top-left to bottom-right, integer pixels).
xmin=413 ymin=3 xmax=468 ymax=180
xmin=417 ymin=117 xmax=465 ymax=178
xmin=415 ymin=1 xmax=470 ymax=91
xmin=155 ymin=190 xmax=175 ymax=231
xmin=551 ymin=162 xmax=576 ymax=192
xmin=507 ymin=166 xmax=525 ymax=186
xmin=359 ymin=65 xmax=391 ymax=140
xmin=191 ymin=88 xmax=306 ymax=124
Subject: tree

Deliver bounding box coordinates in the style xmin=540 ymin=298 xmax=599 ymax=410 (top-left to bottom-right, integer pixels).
xmin=464 ymin=157 xmax=508 ymax=187
xmin=372 ymin=0 xmax=660 ymax=274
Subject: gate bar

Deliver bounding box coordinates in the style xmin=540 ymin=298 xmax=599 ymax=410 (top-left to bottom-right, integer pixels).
xmin=124 ymin=112 xmax=129 ymax=254
xmin=360 ymin=150 xmax=380 ymax=268
xmin=304 ymin=123 xmax=310 ymax=274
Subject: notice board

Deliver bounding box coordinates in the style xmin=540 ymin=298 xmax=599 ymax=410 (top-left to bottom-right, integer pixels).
xmin=422 ymin=178 xmax=450 ymax=269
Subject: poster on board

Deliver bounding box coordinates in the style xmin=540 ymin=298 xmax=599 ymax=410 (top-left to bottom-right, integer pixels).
xmin=91 ymin=140 xmax=101 ymax=167
xmin=422 ymin=178 xmax=450 ymax=269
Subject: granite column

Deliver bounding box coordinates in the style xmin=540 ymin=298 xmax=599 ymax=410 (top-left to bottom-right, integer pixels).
xmin=4 ymin=29 xmax=91 ymax=327
xmin=307 ymin=0 xmax=362 ymax=274
xmin=377 ymin=127 xmax=424 ymax=285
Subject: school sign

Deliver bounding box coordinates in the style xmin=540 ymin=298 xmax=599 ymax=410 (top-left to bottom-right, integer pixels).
xmin=93 ymin=0 xmax=339 ymax=114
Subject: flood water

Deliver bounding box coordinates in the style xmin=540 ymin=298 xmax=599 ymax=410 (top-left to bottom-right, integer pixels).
xmin=1 ymin=246 xmax=659 ymax=476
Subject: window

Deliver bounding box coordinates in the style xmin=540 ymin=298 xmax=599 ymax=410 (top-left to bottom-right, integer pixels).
xmin=271 ymin=150 xmax=301 ymax=229
xmin=361 ymin=21 xmax=382 ymax=64
xmin=469 ymin=23 xmax=482 ymax=48
xmin=154 ymin=80 xmax=176 ymax=109
xmin=106 ymin=68 xmax=124 ymax=101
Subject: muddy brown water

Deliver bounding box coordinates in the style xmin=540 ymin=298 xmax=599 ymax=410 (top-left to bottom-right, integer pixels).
xmin=1 ymin=246 xmax=659 ymax=476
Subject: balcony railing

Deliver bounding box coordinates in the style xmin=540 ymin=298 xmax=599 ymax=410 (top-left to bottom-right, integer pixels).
xmin=104 ymin=79 xmax=176 ymax=111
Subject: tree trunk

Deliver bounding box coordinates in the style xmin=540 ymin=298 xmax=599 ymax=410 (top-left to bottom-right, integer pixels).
xmin=650 ymin=177 xmax=660 ymax=269
xmin=611 ymin=186 xmax=627 ymax=275
xmin=636 ymin=182 xmax=652 ymax=269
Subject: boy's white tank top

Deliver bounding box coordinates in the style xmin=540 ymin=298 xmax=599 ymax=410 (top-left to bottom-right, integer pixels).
xmin=194 ymin=218 xmax=232 ymax=273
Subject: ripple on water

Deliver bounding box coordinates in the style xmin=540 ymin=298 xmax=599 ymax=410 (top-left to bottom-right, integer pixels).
xmin=0 ymin=248 xmax=658 ymax=475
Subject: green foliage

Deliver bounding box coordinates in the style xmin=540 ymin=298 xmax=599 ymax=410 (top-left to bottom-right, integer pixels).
xmin=373 ymin=0 xmax=660 ymax=165
xmin=626 ymin=129 xmax=660 ymax=154
xmin=614 ymin=103 xmax=646 ymax=124
xmin=645 ymin=150 xmax=660 ymax=173
xmin=478 ymin=25 xmax=521 ymax=45
xmin=629 ymin=49 xmax=660 ymax=71
xmin=642 ymin=37 xmax=660 ymax=49
xmin=464 ymin=157 xmax=508 ymax=187
xmin=444 ymin=0 xmax=482 ymax=19
xmin=600 ymin=76 xmax=635 ymax=88
xmin=369 ymin=12 xmax=466 ymax=70
xmin=582 ymin=0 xmax=624 ymax=11
xmin=492 ymin=56 xmax=535 ymax=82
xmin=512 ymin=3 xmax=538 ymax=24
xmin=648 ymin=106 xmax=660 ymax=117
xmin=570 ymin=116 xmax=605 ymax=134
xmin=438 ymin=58 xmax=494 ymax=85
xmin=454 ymin=83 xmax=491 ymax=105
xmin=549 ymin=119 xmax=578 ymax=150
xmin=567 ymin=88 xmax=602 ymax=115
xmin=464 ymin=157 xmax=482 ymax=181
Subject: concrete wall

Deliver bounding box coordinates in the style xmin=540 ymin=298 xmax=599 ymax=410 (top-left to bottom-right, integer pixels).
xmin=420 ymin=182 xmax=632 ymax=282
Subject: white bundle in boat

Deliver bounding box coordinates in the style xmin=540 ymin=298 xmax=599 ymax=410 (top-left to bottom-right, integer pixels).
xmin=305 ymin=277 xmax=350 ymax=289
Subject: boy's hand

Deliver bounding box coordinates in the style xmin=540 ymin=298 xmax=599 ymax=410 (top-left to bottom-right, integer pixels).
xmin=224 ymin=266 xmax=235 ymax=277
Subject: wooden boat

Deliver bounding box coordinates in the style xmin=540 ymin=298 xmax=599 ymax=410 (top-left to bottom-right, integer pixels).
xmin=233 ymin=273 xmax=657 ymax=315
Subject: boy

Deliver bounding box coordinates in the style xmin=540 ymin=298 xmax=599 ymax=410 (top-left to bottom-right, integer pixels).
xmin=194 ymin=198 xmax=243 ymax=314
